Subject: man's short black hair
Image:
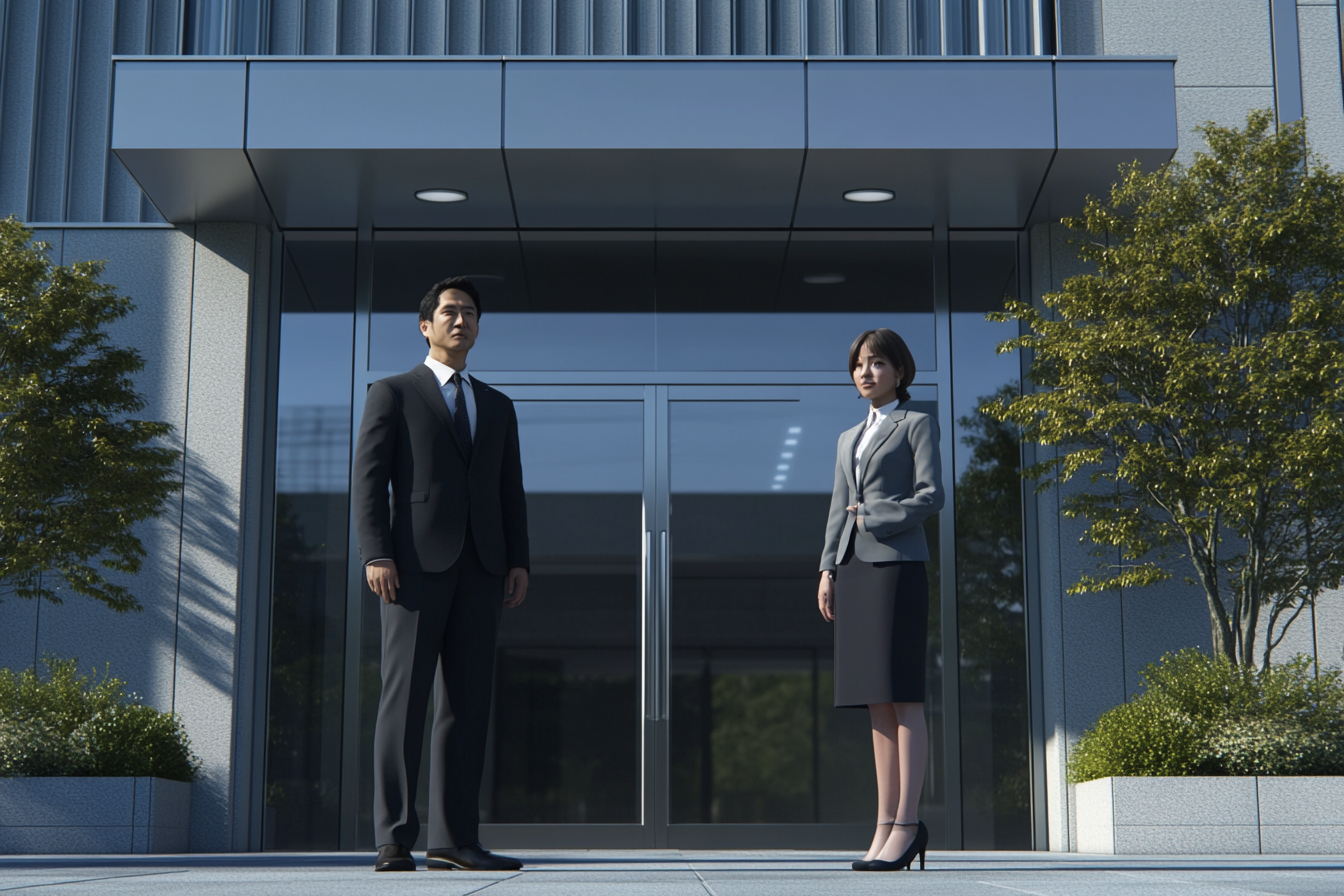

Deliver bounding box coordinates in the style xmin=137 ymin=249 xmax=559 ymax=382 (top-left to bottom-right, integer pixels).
xmin=420 ymin=276 xmax=481 ymax=323
xmin=419 ymin=277 xmax=480 ymax=348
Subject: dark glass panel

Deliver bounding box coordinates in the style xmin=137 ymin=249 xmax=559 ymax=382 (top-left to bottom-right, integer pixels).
xmin=668 ymin=388 xmax=944 ymax=835
xmin=264 ymin=233 xmax=356 ymax=851
xmin=484 ymin=401 xmax=644 ymax=823
xmin=656 ymin=231 xmax=936 ymax=371
xmin=369 ymin=232 xmax=657 ymax=372
xmin=950 ymin=234 xmax=1031 ymax=850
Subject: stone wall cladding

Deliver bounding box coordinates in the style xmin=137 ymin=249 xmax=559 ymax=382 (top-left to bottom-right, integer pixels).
xmin=1077 ymin=776 xmax=1344 ymax=854
xmin=0 ymin=777 xmax=192 ymax=854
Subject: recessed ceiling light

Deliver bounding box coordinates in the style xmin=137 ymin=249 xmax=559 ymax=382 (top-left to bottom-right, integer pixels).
xmin=416 ymin=188 xmax=468 ymax=203
xmin=844 ymin=189 xmax=895 ymax=203
xmin=803 ymin=273 xmax=846 ymax=285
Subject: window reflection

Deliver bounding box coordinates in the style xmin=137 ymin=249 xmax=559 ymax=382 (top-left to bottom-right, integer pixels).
xmin=264 ymin=233 xmax=356 ymax=851
xmin=950 ymin=234 xmax=1030 ymax=850
xmin=484 ymin=401 xmax=644 ymax=824
xmin=367 ymin=230 xmax=936 ymax=372
xmin=668 ymin=388 xmax=946 ymax=840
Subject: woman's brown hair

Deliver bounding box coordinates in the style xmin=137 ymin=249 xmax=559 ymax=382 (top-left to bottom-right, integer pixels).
xmin=848 ymin=328 xmax=916 ymax=403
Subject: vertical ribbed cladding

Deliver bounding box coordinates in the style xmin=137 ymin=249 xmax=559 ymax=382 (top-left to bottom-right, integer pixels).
xmin=0 ymin=0 xmax=184 ymax=224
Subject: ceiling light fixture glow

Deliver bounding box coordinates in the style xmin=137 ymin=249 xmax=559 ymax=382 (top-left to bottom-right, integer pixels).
xmin=843 ymin=189 xmax=895 ymax=203
xmin=416 ymin=188 xmax=469 ymax=203
xmin=803 ymin=273 xmax=846 ymax=285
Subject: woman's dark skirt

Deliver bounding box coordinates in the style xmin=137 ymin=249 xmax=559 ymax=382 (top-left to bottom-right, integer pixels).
xmin=832 ymin=544 xmax=929 ymax=707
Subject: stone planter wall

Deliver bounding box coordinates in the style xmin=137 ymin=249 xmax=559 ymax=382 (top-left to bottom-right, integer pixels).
xmin=0 ymin=777 xmax=191 ymax=854
xmin=1076 ymin=776 xmax=1344 ymax=855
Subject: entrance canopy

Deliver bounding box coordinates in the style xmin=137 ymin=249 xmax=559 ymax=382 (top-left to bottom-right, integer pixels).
xmin=111 ymin=56 xmax=1175 ymax=230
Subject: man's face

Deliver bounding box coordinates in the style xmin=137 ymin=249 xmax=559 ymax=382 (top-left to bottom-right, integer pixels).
xmin=419 ymin=288 xmax=479 ymax=357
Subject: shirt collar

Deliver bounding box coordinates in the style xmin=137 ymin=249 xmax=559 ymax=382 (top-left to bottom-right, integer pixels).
xmin=423 ymin=355 xmax=467 ymax=387
xmin=868 ymin=397 xmax=901 ymax=422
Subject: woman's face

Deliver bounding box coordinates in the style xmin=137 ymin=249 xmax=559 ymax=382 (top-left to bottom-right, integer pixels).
xmin=852 ymin=344 xmax=902 ymax=405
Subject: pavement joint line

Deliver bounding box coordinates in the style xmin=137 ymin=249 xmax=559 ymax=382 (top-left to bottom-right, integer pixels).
xmin=1104 ymin=868 xmax=1294 ymax=895
xmin=688 ymin=864 xmax=720 ymax=896
xmin=457 ymin=871 xmax=521 ymax=894
xmin=978 ymin=881 xmax=1048 ymax=896
xmin=0 ymin=870 xmax=188 ymax=892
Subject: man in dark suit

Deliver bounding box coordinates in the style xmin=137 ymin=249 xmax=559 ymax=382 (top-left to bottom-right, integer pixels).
xmin=353 ymin=276 xmax=529 ymax=872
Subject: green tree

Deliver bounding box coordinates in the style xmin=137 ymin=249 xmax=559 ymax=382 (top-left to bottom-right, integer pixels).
xmin=0 ymin=217 xmax=180 ymax=613
xmin=985 ymin=111 xmax=1344 ymax=668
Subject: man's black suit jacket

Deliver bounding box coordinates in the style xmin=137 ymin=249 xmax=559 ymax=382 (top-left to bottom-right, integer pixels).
xmin=352 ymin=364 xmax=529 ymax=575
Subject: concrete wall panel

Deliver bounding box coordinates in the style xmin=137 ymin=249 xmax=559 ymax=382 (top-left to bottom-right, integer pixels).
xmin=1298 ymin=4 xmax=1344 ymax=171
xmin=1174 ymin=87 xmax=1278 ymax=163
xmin=174 ymin=223 xmax=257 ymax=851
xmin=1103 ymin=0 xmax=1273 ymax=88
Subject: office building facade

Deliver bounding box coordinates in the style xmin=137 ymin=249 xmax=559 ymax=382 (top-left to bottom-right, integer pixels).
xmin=1 ymin=0 xmax=1341 ymax=853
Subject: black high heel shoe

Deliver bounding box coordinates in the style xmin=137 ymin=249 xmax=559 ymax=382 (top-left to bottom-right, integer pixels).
xmin=858 ymin=820 xmax=928 ymax=872
xmin=851 ymin=821 xmax=896 ymax=871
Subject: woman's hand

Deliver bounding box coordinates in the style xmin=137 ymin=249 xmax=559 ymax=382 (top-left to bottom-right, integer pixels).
xmin=818 ymin=572 xmax=835 ymax=622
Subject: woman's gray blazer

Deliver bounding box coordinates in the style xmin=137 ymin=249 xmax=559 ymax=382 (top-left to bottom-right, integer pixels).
xmin=820 ymin=407 xmax=945 ymax=570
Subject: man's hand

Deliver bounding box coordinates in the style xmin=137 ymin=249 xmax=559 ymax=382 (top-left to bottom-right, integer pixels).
xmin=367 ymin=559 xmax=400 ymax=603
xmin=504 ymin=568 xmax=529 ymax=609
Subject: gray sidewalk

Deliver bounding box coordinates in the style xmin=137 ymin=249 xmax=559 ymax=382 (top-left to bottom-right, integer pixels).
xmin=2 ymin=851 xmax=1343 ymax=895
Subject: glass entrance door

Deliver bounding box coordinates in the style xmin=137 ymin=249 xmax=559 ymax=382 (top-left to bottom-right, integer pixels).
xmin=660 ymin=386 xmax=947 ymax=848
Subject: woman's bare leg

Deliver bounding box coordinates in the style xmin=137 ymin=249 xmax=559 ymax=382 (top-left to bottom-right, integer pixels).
xmin=864 ymin=703 xmax=901 ymax=860
xmin=873 ymin=701 xmax=928 ymax=862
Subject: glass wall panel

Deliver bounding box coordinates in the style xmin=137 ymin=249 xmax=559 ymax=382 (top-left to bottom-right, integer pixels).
xmin=483 ymin=400 xmax=645 ymax=823
xmin=264 ymin=233 xmax=357 ymax=850
xmin=667 ymin=386 xmax=945 ymax=840
xmin=370 ymin=230 xmax=935 ymax=373
xmin=950 ymin=234 xmax=1031 ymax=849
xmin=369 ymin=232 xmax=656 ymax=372
xmin=655 ymin=232 xmax=936 ymax=371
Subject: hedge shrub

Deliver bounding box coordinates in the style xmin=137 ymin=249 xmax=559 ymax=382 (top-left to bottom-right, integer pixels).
xmin=1069 ymin=649 xmax=1344 ymax=783
xmin=0 ymin=657 xmax=200 ymax=782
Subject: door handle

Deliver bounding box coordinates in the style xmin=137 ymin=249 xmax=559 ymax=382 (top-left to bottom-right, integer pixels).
xmin=658 ymin=530 xmax=670 ymax=721
xmin=645 ymin=530 xmax=655 ymax=721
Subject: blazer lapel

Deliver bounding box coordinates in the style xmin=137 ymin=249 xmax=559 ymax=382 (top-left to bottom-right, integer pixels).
xmin=411 ymin=365 xmax=470 ymax=460
xmin=468 ymin=375 xmax=496 ymax=454
xmin=858 ymin=408 xmax=908 ymax=485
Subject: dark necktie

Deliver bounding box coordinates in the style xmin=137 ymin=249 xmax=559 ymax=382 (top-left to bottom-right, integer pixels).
xmin=450 ymin=372 xmax=472 ymax=460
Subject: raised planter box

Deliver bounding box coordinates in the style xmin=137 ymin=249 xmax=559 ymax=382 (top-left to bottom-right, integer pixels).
xmin=0 ymin=777 xmax=190 ymax=854
xmin=1077 ymin=776 xmax=1344 ymax=855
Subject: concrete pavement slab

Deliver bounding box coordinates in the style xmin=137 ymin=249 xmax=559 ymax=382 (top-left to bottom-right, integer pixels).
xmin=1 ymin=850 xmax=1342 ymax=895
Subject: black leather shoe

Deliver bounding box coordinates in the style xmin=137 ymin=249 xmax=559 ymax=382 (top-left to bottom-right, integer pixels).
xmin=425 ymin=843 xmax=523 ymax=871
xmin=374 ymin=844 xmax=416 ymax=872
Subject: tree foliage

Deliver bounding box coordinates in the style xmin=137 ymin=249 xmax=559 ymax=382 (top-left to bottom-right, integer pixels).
xmin=984 ymin=111 xmax=1344 ymax=667
xmin=0 ymin=217 xmax=180 ymax=613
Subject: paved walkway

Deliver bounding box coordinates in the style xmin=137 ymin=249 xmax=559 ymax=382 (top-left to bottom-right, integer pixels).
xmin=2 ymin=851 xmax=1342 ymax=895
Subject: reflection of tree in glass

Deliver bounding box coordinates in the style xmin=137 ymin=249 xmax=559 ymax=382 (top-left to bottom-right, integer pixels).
xmin=956 ymin=383 xmax=1030 ymax=847
xmin=265 ymin=494 xmax=342 ymax=849
xmin=710 ymin=672 xmax=813 ymax=822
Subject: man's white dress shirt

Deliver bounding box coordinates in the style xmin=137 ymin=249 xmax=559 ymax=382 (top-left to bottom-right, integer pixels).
xmin=424 ymin=355 xmax=477 ymax=439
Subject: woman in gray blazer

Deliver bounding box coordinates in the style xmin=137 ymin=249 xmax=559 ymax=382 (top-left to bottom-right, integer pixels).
xmin=818 ymin=328 xmax=944 ymax=872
